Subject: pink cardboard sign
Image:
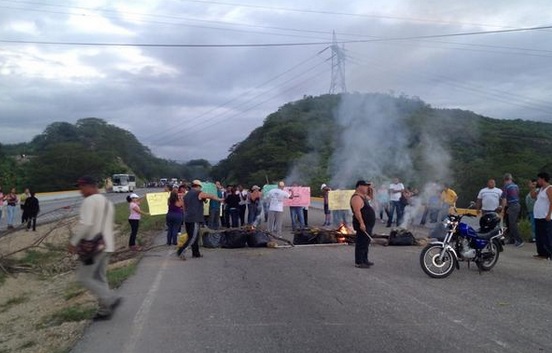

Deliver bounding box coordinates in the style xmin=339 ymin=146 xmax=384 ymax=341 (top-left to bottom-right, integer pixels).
xmin=284 ymin=187 xmax=311 ymax=207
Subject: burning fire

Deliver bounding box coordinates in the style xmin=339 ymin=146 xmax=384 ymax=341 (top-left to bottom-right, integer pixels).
xmin=336 ymin=223 xmax=353 ymax=243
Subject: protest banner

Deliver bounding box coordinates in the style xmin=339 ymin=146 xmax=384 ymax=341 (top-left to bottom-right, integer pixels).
xmin=284 ymin=187 xmax=311 ymax=207
xmin=146 ymin=192 xmax=170 ymax=216
xmin=328 ymin=190 xmax=355 ymax=210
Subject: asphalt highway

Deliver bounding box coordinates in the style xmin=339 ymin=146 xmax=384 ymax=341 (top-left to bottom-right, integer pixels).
xmin=70 ymin=208 xmax=552 ymax=353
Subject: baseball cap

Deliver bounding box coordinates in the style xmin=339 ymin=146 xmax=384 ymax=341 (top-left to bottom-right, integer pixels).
xmin=320 ymin=183 xmax=327 ymax=190
xmin=355 ymin=180 xmax=371 ymax=188
xmin=76 ymin=175 xmax=97 ymax=186
xmin=192 ymin=179 xmax=202 ymax=187
xmin=130 ymin=193 xmax=140 ymax=199
xmin=252 ymin=185 xmax=260 ymax=191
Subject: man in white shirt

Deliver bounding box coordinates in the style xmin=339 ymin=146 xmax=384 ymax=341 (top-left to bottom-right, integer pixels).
xmin=69 ymin=176 xmax=121 ymax=321
xmin=265 ymin=181 xmax=292 ymax=236
xmin=386 ymin=177 xmax=405 ymax=227
xmin=476 ymin=179 xmax=503 ymax=214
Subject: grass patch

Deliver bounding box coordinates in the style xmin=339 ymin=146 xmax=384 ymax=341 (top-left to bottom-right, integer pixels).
xmin=19 ymin=249 xmax=60 ymax=266
xmin=107 ymin=261 xmax=137 ymax=288
xmin=0 ymin=294 xmax=30 ymax=313
xmin=63 ymin=283 xmax=86 ymax=301
xmin=38 ymin=305 xmax=96 ymax=328
xmin=519 ymin=218 xmax=533 ymax=242
xmin=0 ymin=272 xmax=6 ymax=287
xmin=17 ymin=340 xmax=36 ymax=349
xmin=114 ymin=201 xmax=166 ymax=245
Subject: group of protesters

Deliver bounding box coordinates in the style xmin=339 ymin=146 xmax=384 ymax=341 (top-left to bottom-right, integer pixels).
xmin=0 ymin=186 xmax=40 ymax=231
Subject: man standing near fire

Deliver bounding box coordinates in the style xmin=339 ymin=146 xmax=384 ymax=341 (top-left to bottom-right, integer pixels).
xmin=351 ymin=180 xmax=376 ymax=269
xmin=387 ymin=177 xmax=404 ymax=228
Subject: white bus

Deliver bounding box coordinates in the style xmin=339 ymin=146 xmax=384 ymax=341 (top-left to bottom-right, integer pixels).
xmin=112 ymin=174 xmax=136 ymax=193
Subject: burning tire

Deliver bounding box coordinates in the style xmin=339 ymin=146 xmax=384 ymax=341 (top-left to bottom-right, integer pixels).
xmin=420 ymin=244 xmax=455 ymax=278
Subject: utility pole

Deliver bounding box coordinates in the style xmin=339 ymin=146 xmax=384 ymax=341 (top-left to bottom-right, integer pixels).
xmin=329 ymin=31 xmax=347 ymax=94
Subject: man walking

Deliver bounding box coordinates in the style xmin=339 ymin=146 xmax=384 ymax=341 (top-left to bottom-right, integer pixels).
xmin=502 ymin=173 xmax=524 ymax=247
xmin=476 ymin=179 xmax=503 ymax=214
xmin=179 ymin=180 xmax=224 ymax=260
xmin=69 ymin=176 xmax=121 ymax=321
xmin=531 ymin=172 xmax=552 ymax=259
xmin=351 ymin=180 xmax=376 ymax=268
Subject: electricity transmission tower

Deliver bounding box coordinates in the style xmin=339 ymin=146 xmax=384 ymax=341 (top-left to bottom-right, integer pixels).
xmin=328 ymin=31 xmax=347 ymax=94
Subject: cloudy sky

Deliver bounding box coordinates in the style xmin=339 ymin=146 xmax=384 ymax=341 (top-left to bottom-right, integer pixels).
xmin=1 ymin=0 xmax=551 ymax=162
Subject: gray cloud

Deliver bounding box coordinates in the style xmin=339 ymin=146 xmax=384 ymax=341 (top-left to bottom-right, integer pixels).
xmin=1 ymin=1 xmax=551 ymax=162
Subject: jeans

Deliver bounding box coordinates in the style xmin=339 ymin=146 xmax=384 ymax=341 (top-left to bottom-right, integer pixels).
xmin=239 ymin=205 xmax=247 ymax=227
xmin=228 ymin=208 xmax=239 ymax=228
xmin=528 ymin=211 xmax=535 ymax=240
xmin=247 ymin=203 xmax=260 ymax=225
xmin=387 ymin=201 xmax=403 ymax=227
xmin=6 ymin=205 xmax=16 ymax=226
xmin=535 ymin=219 xmax=552 ymax=258
xmin=166 ymin=212 xmax=183 ymax=245
xmin=208 ymin=208 xmax=220 ymax=229
xmin=506 ymin=203 xmax=522 ymax=244
xmin=290 ymin=206 xmax=305 ymax=230
xmin=128 ymin=219 xmax=139 ymax=246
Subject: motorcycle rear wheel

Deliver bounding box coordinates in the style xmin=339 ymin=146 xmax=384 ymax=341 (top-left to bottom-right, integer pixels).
xmin=477 ymin=241 xmax=500 ymax=271
xmin=420 ymin=244 xmax=455 ymax=278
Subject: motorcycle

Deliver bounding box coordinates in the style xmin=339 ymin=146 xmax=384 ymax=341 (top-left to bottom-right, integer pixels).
xmin=420 ymin=212 xmax=505 ymax=278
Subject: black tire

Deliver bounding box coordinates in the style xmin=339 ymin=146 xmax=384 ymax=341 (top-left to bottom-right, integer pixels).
xmin=420 ymin=244 xmax=456 ymax=279
xmin=477 ymin=241 xmax=500 ymax=271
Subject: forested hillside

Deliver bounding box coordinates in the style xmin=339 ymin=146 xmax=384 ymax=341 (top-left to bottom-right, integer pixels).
xmin=212 ymin=93 xmax=552 ymax=205
xmin=0 ymin=118 xmax=210 ymax=191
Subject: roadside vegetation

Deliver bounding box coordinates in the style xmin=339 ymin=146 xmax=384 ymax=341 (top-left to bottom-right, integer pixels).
xmin=0 ymin=199 xmax=165 ymax=353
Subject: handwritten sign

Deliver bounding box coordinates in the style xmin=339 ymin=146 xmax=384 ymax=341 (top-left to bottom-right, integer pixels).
xmin=328 ymin=190 xmax=355 ymax=210
xmin=146 ymin=192 xmax=170 ymax=216
xmin=284 ymin=187 xmax=311 ymax=207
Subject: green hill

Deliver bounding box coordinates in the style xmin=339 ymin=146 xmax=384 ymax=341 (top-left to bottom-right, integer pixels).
xmin=212 ymin=93 xmax=552 ymax=206
xmin=0 ymin=118 xmax=210 ymax=191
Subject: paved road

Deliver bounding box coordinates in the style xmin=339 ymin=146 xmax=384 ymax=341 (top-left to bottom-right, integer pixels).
xmin=71 ymin=208 xmax=551 ymax=353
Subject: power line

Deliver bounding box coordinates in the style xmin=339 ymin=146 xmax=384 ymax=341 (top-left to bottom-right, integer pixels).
xmin=144 ymin=52 xmax=324 ymax=142
xmin=2 ymin=24 xmax=551 ymax=48
xmin=180 ymin=0 xmax=515 ymax=29
xmin=147 ymin=57 xmax=330 ymax=145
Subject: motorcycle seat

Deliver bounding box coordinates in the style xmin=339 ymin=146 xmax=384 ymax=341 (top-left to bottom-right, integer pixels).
xmin=476 ymin=228 xmax=500 ymax=240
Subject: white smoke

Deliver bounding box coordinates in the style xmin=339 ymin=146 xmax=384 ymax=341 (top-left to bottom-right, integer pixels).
xmin=329 ymin=93 xmax=452 ymax=189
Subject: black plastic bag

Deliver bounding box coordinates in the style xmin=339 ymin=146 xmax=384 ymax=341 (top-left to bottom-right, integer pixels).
xmin=220 ymin=230 xmax=248 ymax=248
xmin=293 ymin=230 xmax=319 ymax=245
xmin=388 ymin=229 xmax=417 ymax=246
xmin=202 ymin=232 xmax=223 ymax=248
xmin=246 ymin=231 xmax=270 ymax=247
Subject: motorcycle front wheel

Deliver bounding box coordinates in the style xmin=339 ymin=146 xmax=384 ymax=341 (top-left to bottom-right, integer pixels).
xmin=420 ymin=244 xmax=456 ymax=278
xmin=477 ymin=240 xmax=500 ymax=271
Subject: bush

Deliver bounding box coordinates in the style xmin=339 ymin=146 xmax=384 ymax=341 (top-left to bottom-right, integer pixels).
xmin=518 ymin=218 xmax=534 ymax=242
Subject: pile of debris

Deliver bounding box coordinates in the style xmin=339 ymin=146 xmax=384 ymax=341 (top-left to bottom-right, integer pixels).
xmin=200 ymin=226 xmax=286 ymax=249
xmin=293 ymin=224 xmax=356 ymax=245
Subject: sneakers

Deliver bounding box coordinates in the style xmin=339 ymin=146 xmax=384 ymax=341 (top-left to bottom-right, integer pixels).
xmin=514 ymin=241 xmax=525 ymax=248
